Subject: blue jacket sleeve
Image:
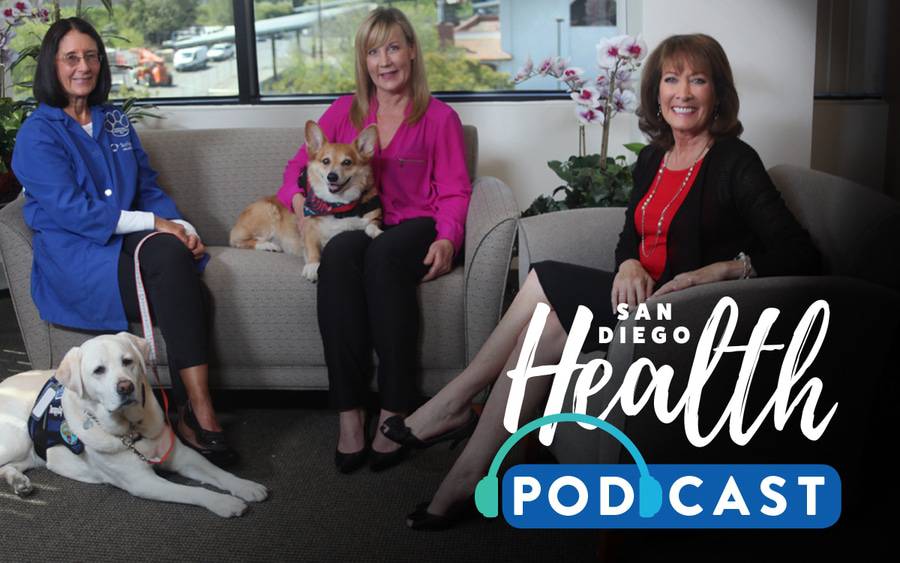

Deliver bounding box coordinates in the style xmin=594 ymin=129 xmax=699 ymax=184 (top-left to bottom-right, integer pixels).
xmin=11 ymin=122 xmax=120 ymax=245
xmin=130 ymin=124 xmax=181 ymax=220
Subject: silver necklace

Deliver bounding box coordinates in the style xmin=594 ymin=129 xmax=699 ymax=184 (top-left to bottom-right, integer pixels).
xmin=639 ymin=142 xmax=711 ymax=258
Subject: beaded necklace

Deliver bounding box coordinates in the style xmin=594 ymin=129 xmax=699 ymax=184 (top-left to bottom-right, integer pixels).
xmin=639 ymin=142 xmax=711 ymax=258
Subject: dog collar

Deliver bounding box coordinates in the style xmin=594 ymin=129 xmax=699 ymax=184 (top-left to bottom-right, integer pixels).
xmin=298 ymin=166 xmax=379 ymax=218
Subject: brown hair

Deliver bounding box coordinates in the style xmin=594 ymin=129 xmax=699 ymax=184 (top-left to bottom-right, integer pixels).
xmin=637 ymin=34 xmax=743 ymax=149
xmin=350 ymin=7 xmax=430 ymax=130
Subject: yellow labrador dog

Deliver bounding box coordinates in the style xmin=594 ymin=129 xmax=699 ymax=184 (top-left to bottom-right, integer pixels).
xmin=0 ymin=333 xmax=267 ymax=517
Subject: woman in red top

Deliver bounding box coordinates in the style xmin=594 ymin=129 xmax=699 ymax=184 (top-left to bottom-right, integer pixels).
xmin=380 ymin=34 xmax=820 ymax=529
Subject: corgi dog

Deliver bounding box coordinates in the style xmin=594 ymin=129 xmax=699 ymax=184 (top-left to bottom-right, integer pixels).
xmin=230 ymin=121 xmax=382 ymax=282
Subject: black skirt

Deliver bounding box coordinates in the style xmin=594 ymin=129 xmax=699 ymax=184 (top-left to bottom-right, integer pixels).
xmin=531 ymin=260 xmax=619 ymax=353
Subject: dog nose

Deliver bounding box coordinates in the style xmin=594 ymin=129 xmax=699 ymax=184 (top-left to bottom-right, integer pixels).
xmin=117 ymin=379 xmax=135 ymax=397
xmin=327 ymin=172 xmax=339 ymax=183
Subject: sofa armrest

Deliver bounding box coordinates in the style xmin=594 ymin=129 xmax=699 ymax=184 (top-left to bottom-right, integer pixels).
xmin=517 ymin=207 xmax=627 ymax=286
xmin=463 ymin=176 xmax=519 ymax=363
xmin=0 ymin=195 xmax=52 ymax=371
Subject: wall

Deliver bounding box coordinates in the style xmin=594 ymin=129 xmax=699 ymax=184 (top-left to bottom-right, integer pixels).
xmin=811 ymin=99 xmax=888 ymax=190
xmin=139 ymin=0 xmax=819 ymax=210
xmin=640 ymin=0 xmax=817 ymax=171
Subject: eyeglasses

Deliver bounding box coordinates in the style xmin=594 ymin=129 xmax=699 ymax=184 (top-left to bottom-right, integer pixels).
xmin=57 ymin=52 xmax=103 ymax=68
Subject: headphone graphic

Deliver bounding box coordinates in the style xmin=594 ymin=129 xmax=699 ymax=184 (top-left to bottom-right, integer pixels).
xmin=474 ymin=413 xmax=663 ymax=518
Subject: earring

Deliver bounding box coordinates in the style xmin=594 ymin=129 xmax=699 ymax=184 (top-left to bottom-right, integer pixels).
xmin=656 ymin=104 xmax=661 ymax=118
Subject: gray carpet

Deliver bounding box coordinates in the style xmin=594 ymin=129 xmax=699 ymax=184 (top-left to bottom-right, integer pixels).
xmin=0 ymin=291 xmax=600 ymax=562
xmin=1 ymin=408 xmax=599 ymax=562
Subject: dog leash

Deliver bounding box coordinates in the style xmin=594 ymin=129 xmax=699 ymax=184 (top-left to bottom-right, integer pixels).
xmin=131 ymin=231 xmax=176 ymax=465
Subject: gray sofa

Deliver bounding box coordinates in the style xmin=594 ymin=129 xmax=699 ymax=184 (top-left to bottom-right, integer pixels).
xmin=0 ymin=126 xmax=520 ymax=396
xmin=517 ymin=164 xmax=900 ymax=527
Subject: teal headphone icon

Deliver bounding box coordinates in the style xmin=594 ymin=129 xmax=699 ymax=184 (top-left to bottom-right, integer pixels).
xmin=474 ymin=413 xmax=663 ymax=518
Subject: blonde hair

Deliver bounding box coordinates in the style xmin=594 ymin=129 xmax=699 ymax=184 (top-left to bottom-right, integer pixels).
xmin=350 ymin=7 xmax=430 ymax=130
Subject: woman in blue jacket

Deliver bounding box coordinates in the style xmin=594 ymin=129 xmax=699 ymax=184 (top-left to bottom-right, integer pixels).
xmin=11 ymin=18 xmax=237 ymax=467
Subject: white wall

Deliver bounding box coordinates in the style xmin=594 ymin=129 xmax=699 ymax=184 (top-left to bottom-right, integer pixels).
xmin=139 ymin=0 xmax=819 ymax=210
xmin=641 ymin=0 xmax=817 ymax=171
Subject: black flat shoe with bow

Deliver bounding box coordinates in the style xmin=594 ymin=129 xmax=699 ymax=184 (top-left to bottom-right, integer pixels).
xmin=178 ymin=401 xmax=239 ymax=468
xmin=380 ymin=409 xmax=478 ymax=450
xmin=406 ymin=497 xmax=477 ymax=531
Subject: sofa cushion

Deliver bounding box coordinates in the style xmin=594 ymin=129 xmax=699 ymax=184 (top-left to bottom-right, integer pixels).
xmin=198 ymin=246 xmax=466 ymax=370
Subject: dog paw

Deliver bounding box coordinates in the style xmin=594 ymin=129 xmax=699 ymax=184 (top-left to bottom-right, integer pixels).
xmin=208 ymin=494 xmax=249 ymax=518
xmin=365 ymin=224 xmax=383 ymax=239
xmin=12 ymin=475 xmax=33 ymax=497
xmin=302 ymin=262 xmax=320 ymax=282
xmin=229 ymin=479 xmax=269 ymax=503
xmin=255 ymin=241 xmax=282 ymax=252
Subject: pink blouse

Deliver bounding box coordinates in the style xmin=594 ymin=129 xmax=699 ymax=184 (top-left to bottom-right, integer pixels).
xmin=277 ymin=95 xmax=472 ymax=254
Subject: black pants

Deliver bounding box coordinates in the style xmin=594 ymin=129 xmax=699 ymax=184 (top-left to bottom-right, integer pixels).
xmin=318 ymin=217 xmax=436 ymax=412
xmin=118 ymin=231 xmax=210 ymax=406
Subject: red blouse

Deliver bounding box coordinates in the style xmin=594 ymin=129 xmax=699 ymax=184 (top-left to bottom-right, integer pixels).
xmin=634 ymin=157 xmax=703 ymax=280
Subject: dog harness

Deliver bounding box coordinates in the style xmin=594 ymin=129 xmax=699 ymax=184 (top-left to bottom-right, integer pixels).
xmin=28 ymin=377 xmax=84 ymax=461
xmin=298 ymin=166 xmax=382 ymax=218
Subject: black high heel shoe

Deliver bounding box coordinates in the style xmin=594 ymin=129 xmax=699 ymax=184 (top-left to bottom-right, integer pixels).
xmin=368 ymin=443 xmax=409 ymax=473
xmin=335 ymin=412 xmax=371 ymax=474
xmin=178 ymin=401 xmax=239 ymax=468
xmin=406 ymin=496 xmax=477 ymax=531
xmin=380 ymin=409 xmax=478 ymax=450
xmin=335 ymin=447 xmax=369 ymax=474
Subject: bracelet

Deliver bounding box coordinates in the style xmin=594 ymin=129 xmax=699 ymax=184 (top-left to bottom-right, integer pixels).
xmin=735 ymin=252 xmax=754 ymax=279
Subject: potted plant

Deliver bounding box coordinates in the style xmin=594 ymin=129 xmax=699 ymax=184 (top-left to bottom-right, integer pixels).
xmin=1 ymin=1 xmax=50 ymax=204
xmin=514 ymin=34 xmax=648 ymax=216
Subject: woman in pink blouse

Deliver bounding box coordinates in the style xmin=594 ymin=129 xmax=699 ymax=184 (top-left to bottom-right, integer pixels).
xmin=276 ymin=7 xmax=471 ymax=474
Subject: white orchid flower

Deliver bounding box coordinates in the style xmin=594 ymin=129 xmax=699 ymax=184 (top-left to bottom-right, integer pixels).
xmin=620 ymin=34 xmax=648 ymax=62
xmin=575 ymin=104 xmax=605 ymax=126
xmin=550 ymin=57 xmax=569 ymax=78
xmin=570 ymin=85 xmax=601 ymax=107
xmin=536 ymin=56 xmax=555 ymax=76
xmin=613 ymin=68 xmax=633 ymax=89
xmin=596 ymin=34 xmax=628 ymax=68
xmin=513 ymin=55 xmax=534 ymax=83
xmin=612 ymin=88 xmax=638 ymax=114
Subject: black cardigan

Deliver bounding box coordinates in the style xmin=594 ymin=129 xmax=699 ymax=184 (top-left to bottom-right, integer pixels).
xmin=614 ymin=137 xmax=821 ymax=284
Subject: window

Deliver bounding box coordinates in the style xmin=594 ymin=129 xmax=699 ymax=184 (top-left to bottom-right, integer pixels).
xmin=11 ymin=0 xmax=241 ymax=101
xmin=256 ymin=0 xmax=625 ymax=97
xmin=570 ymin=0 xmax=616 ymax=27
xmin=9 ymin=0 xmax=625 ymax=103
xmin=256 ymin=0 xmax=512 ymax=96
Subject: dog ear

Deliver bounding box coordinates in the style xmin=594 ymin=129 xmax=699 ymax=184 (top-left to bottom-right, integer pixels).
xmin=305 ymin=120 xmax=327 ymax=156
xmin=56 ymin=346 xmax=84 ymax=398
xmin=116 ymin=331 xmax=151 ymax=368
xmin=355 ymin=125 xmax=378 ymax=159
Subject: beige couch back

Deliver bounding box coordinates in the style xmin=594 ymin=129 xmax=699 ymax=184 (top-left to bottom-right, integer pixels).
xmin=139 ymin=126 xmax=478 ymax=246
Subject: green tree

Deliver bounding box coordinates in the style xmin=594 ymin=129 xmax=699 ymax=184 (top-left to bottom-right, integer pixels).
xmin=121 ymin=0 xmax=200 ymax=45
xmin=255 ymin=1 xmax=294 ymax=20
xmin=426 ymin=50 xmax=511 ymax=91
xmin=197 ymin=0 xmax=234 ymax=26
xmin=268 ymin=0 xmax=511 ymax=95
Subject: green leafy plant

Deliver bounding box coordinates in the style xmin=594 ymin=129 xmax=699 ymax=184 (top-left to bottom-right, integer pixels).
xmin=0 ymin=96 xmax=28 ymax=172
xmin=523 ymin=142 xmax=645 ymax=217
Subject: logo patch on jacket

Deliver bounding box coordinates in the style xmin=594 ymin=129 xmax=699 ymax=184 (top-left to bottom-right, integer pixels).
xmin=104 ymin=110 xmax=130 ymax=137
xmin=28 ymin=377 xmax=84 ymax=461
